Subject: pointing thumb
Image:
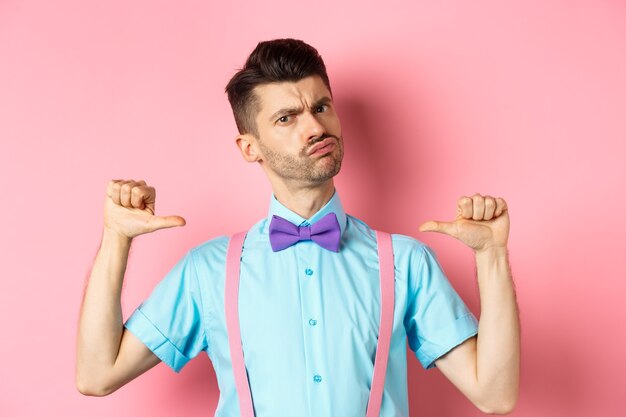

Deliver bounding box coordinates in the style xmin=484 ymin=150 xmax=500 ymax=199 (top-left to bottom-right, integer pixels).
xmin=419 ymin=220 xmax=458 ymax=237
xmin=148 ymin=215 xmax=187 ymax=232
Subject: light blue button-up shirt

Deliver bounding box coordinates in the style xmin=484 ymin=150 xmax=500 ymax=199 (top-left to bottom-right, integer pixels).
xmin=125 ymin=192 xmax=478 ymax=417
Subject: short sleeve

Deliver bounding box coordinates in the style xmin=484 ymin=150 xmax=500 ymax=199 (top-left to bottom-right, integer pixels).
xmin=125 ymin=251 xmax=208 ymax=372
xmin=404 ymin=245 xmax=478 ymax=369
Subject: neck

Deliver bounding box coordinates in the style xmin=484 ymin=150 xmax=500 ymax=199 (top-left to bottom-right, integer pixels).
xmin=271 ymin=179 xmax=335 ymax=219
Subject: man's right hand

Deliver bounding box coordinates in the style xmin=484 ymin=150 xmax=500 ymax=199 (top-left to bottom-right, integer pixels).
xmin=77 ymin=179 xmax=177 ymax=396
xmin=104 ymin=179 xmax=186 ymax=239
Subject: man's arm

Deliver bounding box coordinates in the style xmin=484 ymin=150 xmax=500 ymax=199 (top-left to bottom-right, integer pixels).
xmin=76 ymin=180 xmax=185 ymax=396
xmin=420 ymin=194 xmax=520 ymax=414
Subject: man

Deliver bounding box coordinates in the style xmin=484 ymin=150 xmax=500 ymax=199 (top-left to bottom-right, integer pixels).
xmin=76 ymin=39 xmax=519 ymax=416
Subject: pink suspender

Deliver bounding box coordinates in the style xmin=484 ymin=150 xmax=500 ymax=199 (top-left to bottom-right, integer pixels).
xmin=225 ymin=231 xmax=395 ymax=417
xmin=225 ymin=232 xmax=254 ymax=417
xmin=366 ymin=231 xmax=394 ymax=417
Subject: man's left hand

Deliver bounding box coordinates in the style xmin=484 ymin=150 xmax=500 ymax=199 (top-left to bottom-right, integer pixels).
xmin=419 ymin=194 xmax=509 ymax=253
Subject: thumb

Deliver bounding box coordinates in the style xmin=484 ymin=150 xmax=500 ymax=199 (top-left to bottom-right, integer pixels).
xmin=419 ymin=220 xmax=458 ymax=238
xmin=147 ymin=215 xmax=187 ymax=232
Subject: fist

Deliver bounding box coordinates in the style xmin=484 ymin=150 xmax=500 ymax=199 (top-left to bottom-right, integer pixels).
xmin=104 ymin=179 xmax=186 ymax=239
xmin=419 ymin=194 xmax=509 ymax=252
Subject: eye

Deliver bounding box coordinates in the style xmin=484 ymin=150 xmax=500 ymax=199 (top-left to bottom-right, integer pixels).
xmin=277 ymin=115 xmax=291 ymax=124
xmin=315 ymin=104 xmax=328 ymax=113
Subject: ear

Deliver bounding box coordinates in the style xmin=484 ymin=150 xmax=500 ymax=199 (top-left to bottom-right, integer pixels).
xmin=235 ymin=133 xmax=262 ymax=163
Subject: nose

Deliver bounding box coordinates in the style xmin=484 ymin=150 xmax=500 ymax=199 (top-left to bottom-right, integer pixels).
xmin=301 ymin=111 xmax=325 ymax=141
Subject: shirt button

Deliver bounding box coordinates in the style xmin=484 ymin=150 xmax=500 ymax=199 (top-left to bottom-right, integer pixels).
xmin=313 ymin=374 xmax=322 ymax=383
xmin=305 ymin=268 xmax=314 ymax=276
xmin=309 ymin=319 xmax=317 ymax=326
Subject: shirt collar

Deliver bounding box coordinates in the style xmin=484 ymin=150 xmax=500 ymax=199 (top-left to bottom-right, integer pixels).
xmin=266 ymin=190 xmax=347 ymax=236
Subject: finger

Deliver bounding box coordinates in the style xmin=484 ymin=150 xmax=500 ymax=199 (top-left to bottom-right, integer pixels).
xmin=120 ymin=180 xmax=148 ymax=208
xmin=120 ymin=181 xmax=139 ymax=208
xmin=457 ymin=196 xmax=473 ymax=219
xmin=106 ymin=179 xmax=122 ymax=198
xmin=419 ymin=220 xmax=458 ymax=238
xmin=483 ymin=195 xmax=496 ymax=220
xmin=147 ymin=215 xmax=186 ymax=232
xmin=109 ymin=180 xmax=133 ymax=205
xmin=472 ymin=194 xmax=485 ymax=220
xmin=130 ymin=185 xmax=154 ymax=211
xmin=494 ymin=197 xmax=508 ymax=217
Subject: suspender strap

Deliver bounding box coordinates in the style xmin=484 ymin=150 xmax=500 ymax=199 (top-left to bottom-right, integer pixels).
xmin=225 ymin=231 xmax=395 ymax=417
xmin=366 ymin=231 xmax=395 ymax=417
xmin=225 ymin=232 xmax=254 ymax=417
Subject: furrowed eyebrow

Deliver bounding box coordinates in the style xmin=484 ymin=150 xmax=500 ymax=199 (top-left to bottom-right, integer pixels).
xmin=269 ymin=106 xmax=302 ymax=122
xmin=311 ymin=96 xmax=332 ymax=109
xmin=268 ymin=97 xmax=333 ymax=122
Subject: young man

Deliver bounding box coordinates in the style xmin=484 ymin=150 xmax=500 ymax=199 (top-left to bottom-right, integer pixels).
xmin=76 ymin=39 xmax=519 ymax=416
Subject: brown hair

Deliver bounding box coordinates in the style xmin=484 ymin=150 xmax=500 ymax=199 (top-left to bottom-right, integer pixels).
xmin=225 ymin=38 xmax=332 ymax=136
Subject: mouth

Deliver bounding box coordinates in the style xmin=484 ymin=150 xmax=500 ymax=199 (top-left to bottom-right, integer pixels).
xmin=307 ymin=137 xmax=338 ymax=157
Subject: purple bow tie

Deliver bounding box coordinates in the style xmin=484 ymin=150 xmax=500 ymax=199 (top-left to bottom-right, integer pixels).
xmin=269 ymin=212 xmax=341 ymax=252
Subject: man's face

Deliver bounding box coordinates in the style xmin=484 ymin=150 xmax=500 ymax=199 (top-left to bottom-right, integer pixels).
xmin=251 ymin=75 xmax=343 ymax=186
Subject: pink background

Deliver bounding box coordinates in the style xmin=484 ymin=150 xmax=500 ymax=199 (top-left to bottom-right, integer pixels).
xmin=1 ymin=0 xmax=625 ymax=416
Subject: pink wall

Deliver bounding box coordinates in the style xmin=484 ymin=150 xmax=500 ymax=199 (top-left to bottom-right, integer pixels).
xmin=1 ymin=0 xmax=625 ymax=415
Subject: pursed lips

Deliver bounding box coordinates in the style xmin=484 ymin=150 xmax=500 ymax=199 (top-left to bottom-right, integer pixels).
xmin=307 ymin=137 xmax=338 ymax=156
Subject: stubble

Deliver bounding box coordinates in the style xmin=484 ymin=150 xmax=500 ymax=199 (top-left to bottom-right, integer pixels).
xmin=258 ymin=135 xmax=344 ymax=185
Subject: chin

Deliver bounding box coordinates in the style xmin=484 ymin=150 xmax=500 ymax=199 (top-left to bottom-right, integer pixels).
xmin=311 ymin=162 xmax=342 ymax=183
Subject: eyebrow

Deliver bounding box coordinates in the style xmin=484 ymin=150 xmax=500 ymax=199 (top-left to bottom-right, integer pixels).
xmin=268 ymin=106 xmax=301 ymax=122
xmin=268 ymin=96 xmax=333 ymax=122
xmin=313 ymin=96 xmax=332 ymax=109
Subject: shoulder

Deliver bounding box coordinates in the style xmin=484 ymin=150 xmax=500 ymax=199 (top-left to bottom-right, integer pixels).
xmin=190 ymin=235 xmax=229 ymax=255
xmin=345 ymin=214 xmax=376 ymax=240
xmin=187 ymin=235 xmax=230 ymax=271
xmin=345 ymin=214 xmax=432 ymax=261
xmin=347 ymin=214 xmax=427 ymax=250
xmin=390 ymin=233 xmax=429 ymax=256
xmin=185 ymin=217 xmax=266 ymax=268
xmin=388 ymin=234 xmax=439 ymax=281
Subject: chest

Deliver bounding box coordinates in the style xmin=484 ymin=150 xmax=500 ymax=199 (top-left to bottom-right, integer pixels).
xmin=237 ymin=240 xmax=383 ymax=356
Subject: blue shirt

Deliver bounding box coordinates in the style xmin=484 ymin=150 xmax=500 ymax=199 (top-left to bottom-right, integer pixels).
xmin=125 ymin=192 xmax=478 ymax=417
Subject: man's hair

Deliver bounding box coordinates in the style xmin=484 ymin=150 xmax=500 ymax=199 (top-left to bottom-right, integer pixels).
xmin=225 ymin=38 xmax=332 ymax=137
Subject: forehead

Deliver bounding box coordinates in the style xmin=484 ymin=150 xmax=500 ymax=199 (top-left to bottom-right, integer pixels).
xmin=253 ymin=75 xmax=331 ymax=116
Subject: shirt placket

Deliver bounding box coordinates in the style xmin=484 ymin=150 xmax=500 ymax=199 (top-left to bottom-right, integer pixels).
xmin=295 ymin=223 xmax=329 ymax=417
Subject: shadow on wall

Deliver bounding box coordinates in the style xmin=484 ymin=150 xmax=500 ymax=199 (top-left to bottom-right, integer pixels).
xmin=334 ymin=94 xmax=388 ymax=212
xmin=335 ymin=77 xmax=430 ymax=234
